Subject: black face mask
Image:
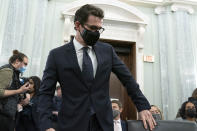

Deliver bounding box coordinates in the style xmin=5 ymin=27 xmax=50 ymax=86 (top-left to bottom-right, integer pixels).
xmin=186 ymin=108 xmax=196 ymax=118
xmin=152 ymin=113 xmax=162 ymax=121
xmin=80 ymin=28 xmax=100 ymax=46
xmin=112 ymin=109 xmax=120 ymax=119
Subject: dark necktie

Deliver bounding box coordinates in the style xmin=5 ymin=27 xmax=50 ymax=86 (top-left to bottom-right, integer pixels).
xmin=82 ymin=47 xmax=95 ymax=115
xmin=82 ymin=47 xmax=94 ymax=86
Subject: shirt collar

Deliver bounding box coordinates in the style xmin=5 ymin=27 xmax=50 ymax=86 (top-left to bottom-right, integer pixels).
xmin=114 ymin=118 xmax=121 ymax=123
xmin=73 ymin=37 xmax=92 ymax=51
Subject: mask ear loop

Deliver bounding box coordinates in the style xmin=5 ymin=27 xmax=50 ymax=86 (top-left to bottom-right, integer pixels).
xmin=79 ymin=25 xmax=87 ymax=40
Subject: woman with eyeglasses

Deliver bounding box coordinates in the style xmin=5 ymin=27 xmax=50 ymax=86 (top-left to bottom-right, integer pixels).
xmin=16 ymin=76 xmax=41 ymax=131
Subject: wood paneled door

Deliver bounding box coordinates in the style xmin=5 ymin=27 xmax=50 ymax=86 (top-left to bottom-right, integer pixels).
xmin=100 ymin=39 xmax=137 ymax=121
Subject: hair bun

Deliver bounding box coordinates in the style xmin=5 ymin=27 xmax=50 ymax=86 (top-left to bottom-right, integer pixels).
xmin=13 ymin=50 xmax=19 ymax=55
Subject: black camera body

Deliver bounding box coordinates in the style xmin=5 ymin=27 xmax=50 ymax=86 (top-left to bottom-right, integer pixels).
xmin=19 ymin=77 xmax=29 ymax=86
xmin=19 ymin=77 xmax=30 ymax=100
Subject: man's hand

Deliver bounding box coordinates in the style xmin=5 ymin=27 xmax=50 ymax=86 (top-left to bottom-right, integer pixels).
xmin=46 ymin=128 xmax=55 ymax=131
xmin=139 ymin=110 xmax=156 ymax=131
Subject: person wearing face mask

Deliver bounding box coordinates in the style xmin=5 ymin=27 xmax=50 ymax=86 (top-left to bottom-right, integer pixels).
xmin=150 ymin=105 xmax=163 ymax=121
xmin=176 ymin=88 xmax=197 ymax=118
xmin=111 ymin=100 xmax=127 ymax=131
xmin=38 ymin=4 xmax=155 ymax=131
xmin=0 ymin=50 xmax=30 ymax=131
xmin=179 ymin=101 xmax=197 ymax=123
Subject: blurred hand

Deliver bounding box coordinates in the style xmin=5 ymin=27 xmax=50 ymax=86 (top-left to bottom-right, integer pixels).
xmin=139 ymin=110 xmax=156 ymax=131
xmin=20 ymin=97 xmax=30 ymax=106
xmin=18 ymin=82 xmax=30 ymax=93
xmin=46 ymin=128 xmax=55 ymax=131
xmin=17 ymin=104 xmax=23 ymax=112
xmin=52 ymin=111 xmax=58 ymax=116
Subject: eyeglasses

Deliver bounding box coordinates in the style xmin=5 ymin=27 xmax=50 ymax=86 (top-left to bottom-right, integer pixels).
xmin=83 ymin=24 xmax=105 ymax=34
xmin=23 ymin=61 xmax=28 ymax=66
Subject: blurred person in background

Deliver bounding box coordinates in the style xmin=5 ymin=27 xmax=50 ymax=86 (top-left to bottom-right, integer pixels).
xmin=111 ymin=100 xmax=127 ymax=131
xmin=176 ymin=88 xmax=197 ymax=118
xmin=0 ymin=50 xmax=30 ymax=131
xmin=150 ymin=105 xmax=163 ymax=121
xmin=177 ymin=101 xmax=197 ymax=123
xmin=16 ymin=76 xmax=41 ymax=131
xmin=51 ymin=86 xmax=62 ymax=130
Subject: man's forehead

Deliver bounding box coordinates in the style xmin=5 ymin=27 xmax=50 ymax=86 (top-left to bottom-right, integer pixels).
xmin=86 ymin=15 xmax=103 ymax=23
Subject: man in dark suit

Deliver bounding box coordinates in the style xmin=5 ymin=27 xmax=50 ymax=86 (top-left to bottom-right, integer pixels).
xmin=38 ymin=4 xmax=156 ymax=131
xmin=112 ymin=100 xmax=128 ymax=131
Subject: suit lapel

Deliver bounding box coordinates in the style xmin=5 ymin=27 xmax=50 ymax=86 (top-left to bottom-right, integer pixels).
xmin=66 ymin=41 xmax=88 ymax=88
xmin=93 ymin=42 xmax=102 ymax=81
xmin=66 ymin=41 xmax=103 ymax=87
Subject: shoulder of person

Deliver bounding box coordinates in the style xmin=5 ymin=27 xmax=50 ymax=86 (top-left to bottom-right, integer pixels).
xmin=94 ymin=41 xmax=114 ymax=53
xmin=0 ymin=68 xmax=13 ymax=76
xmin=0 ymin=68 xmax=13 ymax=96
xmin=96 ymin=41 xmax=112 ymax=48
xmin=49 ymin=42 xmax=71 ymax=56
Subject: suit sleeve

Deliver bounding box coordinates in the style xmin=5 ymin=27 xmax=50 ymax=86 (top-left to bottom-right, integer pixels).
xmin=38 ymin=51 xmax=57 ymax=131
xmin=111 ymin=46 xmax=151 ymax=112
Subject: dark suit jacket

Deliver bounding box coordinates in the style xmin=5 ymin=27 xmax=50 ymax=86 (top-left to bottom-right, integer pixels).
xmin=38 ymin=40 xmax=151 ymax=131
xmin=121 ymin=120 xmax=128 ymax=131
xmin=16 ymin=96 xmax=40 ymax=131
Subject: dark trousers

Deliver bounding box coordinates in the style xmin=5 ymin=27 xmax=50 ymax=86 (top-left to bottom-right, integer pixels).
xmin=88 ymin=114 xmax=103 ymax=131
xmin=15 ymin=116 xmax=38 ymax=131
xmin=0 ymin=114 xmax=15 ymax=131
xmin=56 ymin=114 xmax=103 ymax=131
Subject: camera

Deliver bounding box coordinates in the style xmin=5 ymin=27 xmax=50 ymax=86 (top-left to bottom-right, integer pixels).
xmin=19 ymin=77 xmax=30 ymax=100
xmin=19 ymin=77 xmax=29 ymax=86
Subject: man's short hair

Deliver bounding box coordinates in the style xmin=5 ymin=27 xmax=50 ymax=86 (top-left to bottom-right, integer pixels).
xmin=111 ymin=100 xmax=123 ymax=109
xmin=74 ymin=4 xmax=104 ymax=26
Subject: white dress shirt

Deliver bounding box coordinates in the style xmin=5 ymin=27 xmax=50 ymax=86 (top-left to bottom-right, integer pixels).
xmin=73 ymin=38 xmax=98 ymax=77
xmin=114 ymin=119 xmax=122 ymax=131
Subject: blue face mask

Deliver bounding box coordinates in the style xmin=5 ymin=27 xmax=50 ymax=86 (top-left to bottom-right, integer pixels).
xmin=19 ymin=66 xmax=26 ymax=73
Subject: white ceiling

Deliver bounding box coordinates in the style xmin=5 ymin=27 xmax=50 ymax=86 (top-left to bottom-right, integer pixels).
xmin=137 ymin=0 xmax=197 ymax=2
xmin=120 ymin=0 xmax=197 ymax=6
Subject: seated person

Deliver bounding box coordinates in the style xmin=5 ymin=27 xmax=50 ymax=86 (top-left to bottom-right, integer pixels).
xmin=150 ymin=105 xmax=163 ymax=120
xmin=178 ymin=101 xmax=197 ymax=123
xmin=16 ymin=76 xmax=41 ymax=131
xmin=176 ymin=88 xmax=197 ymax=118
xmin=111 ymin=100 xmax=127 ymax=131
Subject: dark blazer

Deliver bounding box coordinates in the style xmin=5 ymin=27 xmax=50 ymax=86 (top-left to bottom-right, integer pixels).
xmin=38 ymin=40 xmax=151 ymax=131
xmin=121 ymin=120 xmax=128 ymax=131
xmin=16 ymin=96 xmax=40 ymax=131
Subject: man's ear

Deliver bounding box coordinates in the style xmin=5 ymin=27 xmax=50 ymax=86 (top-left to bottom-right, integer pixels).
xmin=74 ymin=21 xmax=81 ymax=30
xmin=120 ymin=108 xmax=123 ymax=113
